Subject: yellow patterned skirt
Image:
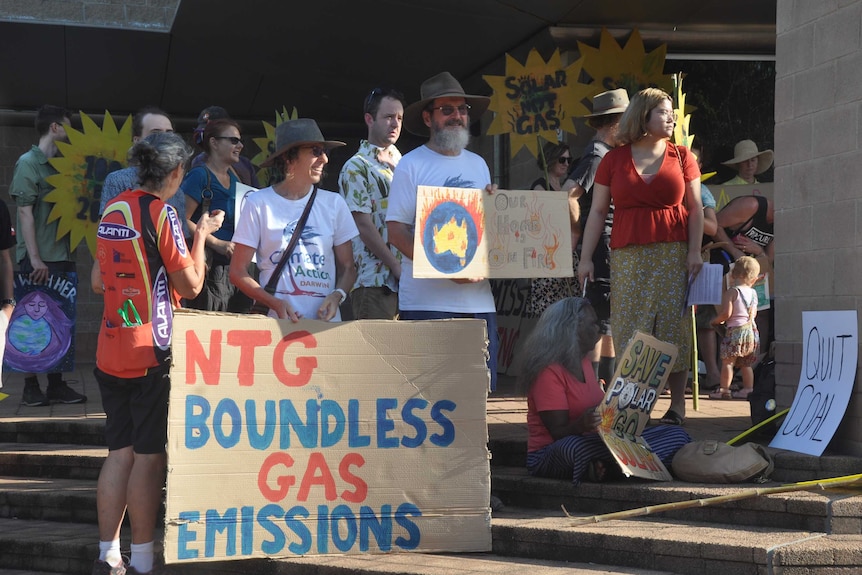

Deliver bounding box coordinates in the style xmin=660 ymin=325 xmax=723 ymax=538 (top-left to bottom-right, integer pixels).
xmin=610 ymin=241 xmax=691 ymax=372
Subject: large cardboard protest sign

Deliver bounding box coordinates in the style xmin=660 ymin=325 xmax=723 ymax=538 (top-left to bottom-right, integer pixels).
xmin=413 ymin=186 xmax=572 ymax=279
xmin=3 ymin=271 xmax=77 ymax=373
xmin=770 ymin=311 xmax=858 ymax=456
xmin=165 ymin=313 xmax=492 ymax=564
xmin=598 ymin=332 xmax=678 ymax=481
xmin=711 ymin=182 xmax=773 ymax=212
xmin=491 ymin=279 xmax=536 ymax=375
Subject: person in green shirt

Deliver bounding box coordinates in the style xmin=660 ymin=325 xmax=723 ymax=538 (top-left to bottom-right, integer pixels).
xmin=9 ymin=105 xmax=87 ymax=407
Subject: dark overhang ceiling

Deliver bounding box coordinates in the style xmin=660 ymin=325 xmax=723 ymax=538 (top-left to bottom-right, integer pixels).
xmin=0 ymin=0 xmax=776 ymax=133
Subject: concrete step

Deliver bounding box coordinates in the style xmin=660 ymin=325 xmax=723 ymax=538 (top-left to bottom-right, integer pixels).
xmin=0 ymin=477 xmax=98 ymax=523
xmin=0 ymin=419 xmax=106 ymax=447
xmin=493 ymin=506 xmax=862 ymax=575
xmin=0 ymin=443 xmax=106 ymax=480
xmin=4 ymin=413 xmax=862 ymax=484
xmin=4 ymin=448 xmax=862 ymax=536
xmin=3 ymin=510 xmax=860 ymax=575
xmin=0 ymin=518 xmax=675 ymax=575
xmin=492 ymin=466 xmax=862 ymax=534
xmin=489 ymin=435 xmax=862 ymax=484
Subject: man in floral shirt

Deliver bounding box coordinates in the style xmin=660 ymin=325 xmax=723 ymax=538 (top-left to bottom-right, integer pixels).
xmin=338 ymin=87 xmax=406 ymax=319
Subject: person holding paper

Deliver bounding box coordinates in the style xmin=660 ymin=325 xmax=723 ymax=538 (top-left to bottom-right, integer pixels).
xmin=709 ymin=256 xmax=761 ymax=400
xmin=522 ymin=297 xmax=691 ymax=484
xmin=10 ymin=105 xmax=87 ymax=407
xmin=386 ymin=71 xmax=499 ymax=391
xmin=94 ymin=131 xmax=224 ymax=575
xmin=578 ymin=88 xmax=703 ymax=426
xmin=182 ymin=118 xmax=249 ymax=312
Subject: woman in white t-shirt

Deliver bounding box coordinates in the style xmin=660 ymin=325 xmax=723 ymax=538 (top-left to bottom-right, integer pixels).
xmin=230 ymin=119 xmax=358 ymax=321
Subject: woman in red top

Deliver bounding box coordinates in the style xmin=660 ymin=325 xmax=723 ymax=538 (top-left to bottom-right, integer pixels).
xmin=578 ymin=88 xmax=703 ymax=426
xmin=522 ymin=297 xmax=691 ymax=484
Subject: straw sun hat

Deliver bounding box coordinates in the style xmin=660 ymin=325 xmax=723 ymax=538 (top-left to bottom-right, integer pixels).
xmin=721 ymin=140 xmax=774 ymax=174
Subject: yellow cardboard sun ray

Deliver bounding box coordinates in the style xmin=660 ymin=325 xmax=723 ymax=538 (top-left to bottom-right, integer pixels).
xmin=484 ymin=48 xmax=593 ymax=158
xmin=252 ymin=105 xmax=299 ymax=187
xmin=578 ymin=28 xmax=674 ymax=95
xmin=45 ymin=111 xmax=133 ymax=256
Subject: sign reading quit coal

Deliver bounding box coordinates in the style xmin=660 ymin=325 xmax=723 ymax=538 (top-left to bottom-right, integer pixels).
xmin=770 ymin=310 xmax=857 ymax=456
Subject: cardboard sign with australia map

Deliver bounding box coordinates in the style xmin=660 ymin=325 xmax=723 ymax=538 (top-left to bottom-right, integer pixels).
xmin=412 ymin=186 xmax=572 ymax=279
xmin=596 ymin=331 xmax=678 ymax=481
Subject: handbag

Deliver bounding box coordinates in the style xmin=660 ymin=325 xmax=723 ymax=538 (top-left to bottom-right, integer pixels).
xmin=249 ymin=186 xmax=317 ymax=315
xmin=672 ymin=440 xmax=774 ymax=483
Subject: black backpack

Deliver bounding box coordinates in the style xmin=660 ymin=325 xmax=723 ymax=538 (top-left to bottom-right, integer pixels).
xmin=749 ymin=357 xmax=776 ymax=434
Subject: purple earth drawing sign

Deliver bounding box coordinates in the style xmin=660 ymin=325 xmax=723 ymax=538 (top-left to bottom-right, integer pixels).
xmin=4 ymin=271 xmax=77 ymax=373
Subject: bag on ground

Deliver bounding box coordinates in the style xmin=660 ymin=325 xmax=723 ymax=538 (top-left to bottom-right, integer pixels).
xmin=672 ymin=440 xmax=774 ymax=483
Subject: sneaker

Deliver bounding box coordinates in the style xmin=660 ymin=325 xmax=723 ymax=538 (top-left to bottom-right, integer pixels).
xmin=22 ymin=383 xmax=49 ymax=407
xmin=92 ymin=559 xmax=127 ymax=575
xmin=46 ymin=381 xmax=88 ymax=404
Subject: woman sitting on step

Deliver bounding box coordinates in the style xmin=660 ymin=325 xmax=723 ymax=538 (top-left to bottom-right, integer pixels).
xmin=521 ymin=297 xmax=692 ymax=484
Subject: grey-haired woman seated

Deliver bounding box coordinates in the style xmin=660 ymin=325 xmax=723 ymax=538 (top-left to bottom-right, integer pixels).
xmin=522 ymin=297 xmax=692 ymax=483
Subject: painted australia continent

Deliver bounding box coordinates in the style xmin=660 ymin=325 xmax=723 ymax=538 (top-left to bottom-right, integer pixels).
xmin=433 ymin=216 xmax=469 ymax=266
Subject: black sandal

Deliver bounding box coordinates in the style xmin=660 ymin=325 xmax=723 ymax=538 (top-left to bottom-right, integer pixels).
xmin=659 ymin=409 xmax=686 ymax=426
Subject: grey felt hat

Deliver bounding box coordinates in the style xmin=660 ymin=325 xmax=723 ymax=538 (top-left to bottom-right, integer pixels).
xmin=584 ymin=88 xmax=629 ymax=117
xmin=260 ymin=118 xmax=345 ymax=167
xmin=403 ymin=71 xmax=490 ymax=136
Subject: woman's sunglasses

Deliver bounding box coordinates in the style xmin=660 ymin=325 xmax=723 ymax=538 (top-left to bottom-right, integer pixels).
xmin=558 ymin=156 xmax=573 ymax=165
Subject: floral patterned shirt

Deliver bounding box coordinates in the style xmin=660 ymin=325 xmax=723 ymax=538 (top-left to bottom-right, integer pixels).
xmin=338 ymin=139 xmax=402 ymax=290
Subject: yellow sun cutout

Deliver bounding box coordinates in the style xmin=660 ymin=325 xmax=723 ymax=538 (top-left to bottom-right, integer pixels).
xmin=673 ymin=73 xmax=694 ymax=148
xmin=252 ymin=105 xmax=299 ymax=187
xmin=484 ymin=48 xmax=594 ymax=158
xmin=45 ymin=111 xmax=133 ymax=256
xmin=578 ymin=28 xmax=674 ymax=95
xmin=671 ymin=74 xmax=716 ymax=182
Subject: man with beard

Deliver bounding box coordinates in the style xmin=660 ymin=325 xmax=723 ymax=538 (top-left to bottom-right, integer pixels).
xmin=386 ymin=71 xmax=499 ymax=392
xmin=339 ymin=87 xmax=406 ymax=319
xmin=9 ymin=105 xmax=87 ymax=406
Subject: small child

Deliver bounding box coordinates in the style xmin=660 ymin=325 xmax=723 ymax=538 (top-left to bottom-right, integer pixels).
xmin=708 ymin=256 xmax=760 ymax=400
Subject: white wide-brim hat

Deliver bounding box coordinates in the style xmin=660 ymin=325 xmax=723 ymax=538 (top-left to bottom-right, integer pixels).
xmin=721 ymin=139 xmax=774 ymax=174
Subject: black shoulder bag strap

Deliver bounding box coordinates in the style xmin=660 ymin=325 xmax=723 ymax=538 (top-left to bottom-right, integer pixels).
xmin=201 ymin=167 xmax=213 ymax=215
xmin=250 ymin=186 xmax=318 ymax=314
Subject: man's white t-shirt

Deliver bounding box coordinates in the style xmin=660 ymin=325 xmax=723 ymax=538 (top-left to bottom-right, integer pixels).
xmin=386 ymin=145 xmax=495 ymax=313
xmin=233 ymin=186 xmax=358 ymax=321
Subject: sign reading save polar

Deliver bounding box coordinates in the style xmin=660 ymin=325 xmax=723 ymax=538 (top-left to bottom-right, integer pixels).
xmin=597 ymin=332 xmax=678 ymax=481
xmin=412 ymin=186 xmax=572 ymax=279
xmin=164 ymin=313 xmax=492 ymax=564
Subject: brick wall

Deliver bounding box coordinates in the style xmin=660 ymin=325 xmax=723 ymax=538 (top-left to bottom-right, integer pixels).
xmin=0 ymin=0 xmax=179 ymax=31
xmin=775 ymin=0 xmax=862 ymax=455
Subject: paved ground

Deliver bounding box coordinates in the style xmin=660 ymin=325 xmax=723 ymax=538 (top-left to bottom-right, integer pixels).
xmin=0 ymin=364 xmax=758 ymax=446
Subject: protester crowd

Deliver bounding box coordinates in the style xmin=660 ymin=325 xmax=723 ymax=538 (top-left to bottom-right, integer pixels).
xmin=1 ymin=75 xmax=775 ymax=574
